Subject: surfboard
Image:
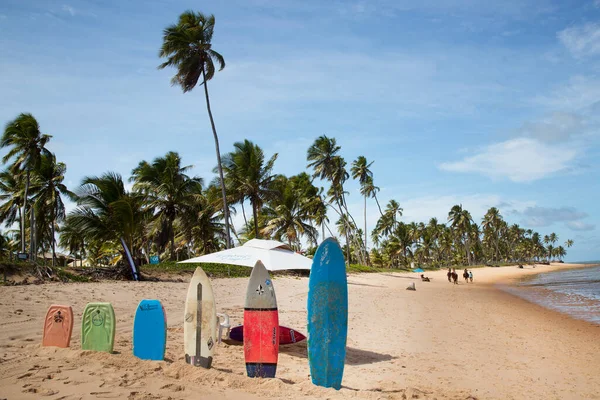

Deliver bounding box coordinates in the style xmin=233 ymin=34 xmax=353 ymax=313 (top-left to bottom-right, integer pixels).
xmin=133 ymin=299 xmax=167 ymax=361
xmin=307 ymin=238 xmax=348 ymax=390
xmin=42 ymin=305 xmax=74 ymax=348
xmin=184 ymin=266 xmax=217 ymax=368
xmin=244 ymin=260 xmax=279 ymax=378
xmin=81 ymin=302 xmax=116 ymax=353
xmin=229 ymin=325 xmax=306 ymax=345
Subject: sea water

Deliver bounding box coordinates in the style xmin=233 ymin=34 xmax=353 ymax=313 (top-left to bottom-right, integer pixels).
xmin=502 ymin=263 xmax=600 ymax=325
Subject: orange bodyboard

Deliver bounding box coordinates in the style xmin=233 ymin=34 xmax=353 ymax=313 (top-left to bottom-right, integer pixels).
xmin=42 ymin=305 xmax=74 ymax=348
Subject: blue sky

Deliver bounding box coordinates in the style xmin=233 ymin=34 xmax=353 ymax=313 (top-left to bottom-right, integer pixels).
xmin=1 ymin=0 xmax=599 ymax=261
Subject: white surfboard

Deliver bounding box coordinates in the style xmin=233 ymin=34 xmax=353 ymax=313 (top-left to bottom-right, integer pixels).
xmin=184 ymin=267 xmax=217 ymax=368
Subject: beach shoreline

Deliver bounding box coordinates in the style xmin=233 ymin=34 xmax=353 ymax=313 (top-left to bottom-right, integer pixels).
xmin=1 ymin=263 xmax=599 ymax=399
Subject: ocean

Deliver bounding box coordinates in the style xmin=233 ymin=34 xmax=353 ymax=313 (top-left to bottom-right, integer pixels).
xmin=502 ymin=263 xmax=600 ymax=325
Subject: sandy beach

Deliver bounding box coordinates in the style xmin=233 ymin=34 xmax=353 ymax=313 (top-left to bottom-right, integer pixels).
xmin=1 ymin=263 xmax=599 ymax=400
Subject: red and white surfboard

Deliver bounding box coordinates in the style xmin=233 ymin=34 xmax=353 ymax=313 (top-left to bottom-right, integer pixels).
xmin=243 ymin=260 xmax=279 ymax=378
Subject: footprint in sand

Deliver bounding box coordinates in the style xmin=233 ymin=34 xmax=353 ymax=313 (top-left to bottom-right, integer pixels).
xmin=21 ymin=387 xmax=58 ymax=396
xmin=160 ymin=383 xmax=185 ymax=392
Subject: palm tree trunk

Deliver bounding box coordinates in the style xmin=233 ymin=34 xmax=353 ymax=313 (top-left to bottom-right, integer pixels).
xmin=51 ymin=210 xmax=56 ymax=268
xmin=241 ymin=201 xmax=249 ymax=231
xmin=201 ymin=67 xmax=231 ymax=249
xmin=30 ymin=204 xmax=34 ymax=260
xmin=21 ymin=170 xmax=30 ymax=254
xmin=169 ymin=217 xmax=175 ymax=260
xmin=364 ymin=193 xmax=369 ymax=265
xmin=252 ymin=202 xmax=259 ymax=239
xmin=374 ymin=193 xmax=384 ymax=217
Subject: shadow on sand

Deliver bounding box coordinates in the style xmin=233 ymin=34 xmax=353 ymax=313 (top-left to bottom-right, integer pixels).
xmin=280 ymin=342 xmax=396 ymax=365
xmin=347 ymin=281 xmax=387 ymax=288
xmin=380 ymin=273 xmax=419 ymax=280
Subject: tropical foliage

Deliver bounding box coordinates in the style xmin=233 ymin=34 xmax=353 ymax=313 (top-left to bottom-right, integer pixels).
xmin=0 ymin=111 xmax=576 ymax=275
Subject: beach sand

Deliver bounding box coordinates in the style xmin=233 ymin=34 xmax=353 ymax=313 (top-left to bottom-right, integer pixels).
xmin=1 ymin=263 xmax=599 ymax=399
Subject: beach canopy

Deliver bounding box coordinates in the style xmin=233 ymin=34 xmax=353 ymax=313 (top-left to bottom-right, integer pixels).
xmin=412 ymin=268 xmax=425 ymax=273
xmin=178 ymin=238 xmax=312 ymax=271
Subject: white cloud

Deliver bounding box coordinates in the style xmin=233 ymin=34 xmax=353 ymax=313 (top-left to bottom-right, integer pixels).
xmin=532 ymin=76 xmax=600 ymax=112
xmin=566 ymin=221 xmax=596 ymax=231
xmin=520 ymin=206 xmax=588 ymax=227
xmin=438 ymin=138 xmax=577 ymax=182
xmin=558 ymin=22 xmax=600 ymax=58
xmin=519 ymin=111 xmax=585 ymax=143
xmin=62 ymin=5 xmax=76 ymax=16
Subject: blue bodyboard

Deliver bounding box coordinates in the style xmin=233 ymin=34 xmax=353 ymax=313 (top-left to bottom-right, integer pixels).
xmin=307 ymin=238 xmax=348 ymax=390
xmin=133 ymin=299 xmax=167 ymax=361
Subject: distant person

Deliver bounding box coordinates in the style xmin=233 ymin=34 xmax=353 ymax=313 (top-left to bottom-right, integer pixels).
xmin=447 ymin=268 xmax=452 ymax=283
xmin=463 ymin=268 xmax=469 ymax=283
xmin=420 ymin=274 xmax=430 ymax=282
xmin=451 ymin=268 xmax=458 ymax=284
xmin=469 ymin=270 xmax=473 ymax=283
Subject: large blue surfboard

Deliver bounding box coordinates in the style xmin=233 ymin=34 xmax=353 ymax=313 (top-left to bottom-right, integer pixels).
xmin=307 ymin=238 xmax=348 ymax=390
xmin=133 ymin=299 xmax=167 ymax=361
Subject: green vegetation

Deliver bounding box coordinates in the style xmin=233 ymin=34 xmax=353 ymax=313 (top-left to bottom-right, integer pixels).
xmin=56 ymin=269 xmax=91 ymax=283
xmin=143 ymin=261 xmax=251 ymax=278
xmin=347 ymin=264 xmax=390 ymax=274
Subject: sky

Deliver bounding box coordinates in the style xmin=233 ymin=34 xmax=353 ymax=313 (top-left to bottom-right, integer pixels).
xmin=0 ymin=0 xmax=599 ymax=262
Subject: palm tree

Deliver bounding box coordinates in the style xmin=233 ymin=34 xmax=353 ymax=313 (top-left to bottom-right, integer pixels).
xmin=351 ymin=156 xmax=374 ymax=260
xmin=448 ymin=204 xmax=474 ymax=265
xmin=30 ymin=153 xmax=73 ymax=267
xmin=1 ymin=113 xmax=51 ymax=256
xmin=549 ymin=232 xmax=558 ymax=247
xmin=58 ymin=217 xmax=86 ymax=267
xmin=0 ymin=169 xmax=25 ymax=234
xmin=158 ymin=10 xmax=231 ymax=248
xmin=307 ymin=136 xmax=352 ymax=263
xmin=262 ymin=175 xmax=318 ymax=248
xmin=482 ymin=207 xmax=503 ymax=262
xmin=222 ymin=140 xmax=278 ymax=238
xmin=373 ymin=199 xmax=403 ymax=241
xmin=179 ymin=184 xmax=227 ymax=255
xmin=565 ymin=239 xmax=574 ymax=248
xmin=68 ymin=172 xmax=151 ymax=276
xmin=131 ymin=151 xmax=202 ymax=260
xmin=555 ymin=245 xmax=566 ymax=261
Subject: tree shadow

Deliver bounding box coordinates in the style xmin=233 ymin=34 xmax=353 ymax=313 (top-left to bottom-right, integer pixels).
xmin=347 ymin=281 xmax=386 ymax=288
xmin=280 ymin=343 xmax=396 ymax=365
xmin=380 ymin=273 xmax=419 ymax=280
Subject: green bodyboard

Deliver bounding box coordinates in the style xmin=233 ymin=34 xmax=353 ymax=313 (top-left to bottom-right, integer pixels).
xmin=81 ymin=302 xmax=116 ymax=353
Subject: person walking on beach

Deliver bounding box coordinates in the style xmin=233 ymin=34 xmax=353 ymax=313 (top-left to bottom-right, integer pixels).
xmin=469 ymin=270 xmax=473 ymax=283
xmin=463 ymin=268 xmax=469 ymax=283
xmin=451 ymin=268 xmax=458 ymax=284
xmin=447 ymin=268 xmax=452 ymax=283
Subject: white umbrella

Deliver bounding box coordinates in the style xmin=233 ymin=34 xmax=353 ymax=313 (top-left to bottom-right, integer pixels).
xmin=178 ymin=239 xmax=312 ymax=271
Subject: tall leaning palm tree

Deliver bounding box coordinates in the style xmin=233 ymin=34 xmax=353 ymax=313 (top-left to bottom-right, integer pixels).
xmin=158 ymin=10 xmax=231 ymax=248
xmin=1 ymin=113 xmax=51 ymax=255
